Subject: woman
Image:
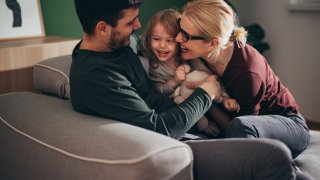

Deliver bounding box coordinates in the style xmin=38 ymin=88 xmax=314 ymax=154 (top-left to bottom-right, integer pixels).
xmin=176 ymin=0 xmax=310 ymax=158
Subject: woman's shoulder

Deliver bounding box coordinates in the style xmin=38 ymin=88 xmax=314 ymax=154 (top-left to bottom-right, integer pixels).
xmin=233 ymin=44 xmax=268 ymax=69
xmin=239 ymin=44 xmax=266 ymax=62
xmin=226 ymin=44 xmax=270 ymax=82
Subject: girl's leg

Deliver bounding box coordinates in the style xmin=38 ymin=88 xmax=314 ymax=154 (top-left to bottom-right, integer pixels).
xmin=207 ymin=104 xmax=232 ymax=130
xmin=225 ymin=113 xmax=310 ymax=158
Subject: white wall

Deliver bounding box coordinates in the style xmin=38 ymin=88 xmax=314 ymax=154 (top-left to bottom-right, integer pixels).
xmin=229 ymin=0 xmax=320 ymax=122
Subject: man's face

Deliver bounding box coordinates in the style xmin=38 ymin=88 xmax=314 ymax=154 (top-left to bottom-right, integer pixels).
xmin=109 ymin=7 xmax=141 ymax=50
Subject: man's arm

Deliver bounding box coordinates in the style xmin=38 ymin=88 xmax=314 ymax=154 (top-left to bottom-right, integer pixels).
xmin=83 ymin=81 xmax=212 ymax=139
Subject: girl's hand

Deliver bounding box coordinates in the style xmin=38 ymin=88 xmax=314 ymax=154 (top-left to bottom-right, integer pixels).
xmin=169 ymin=65 xmax=186 ymax=89
xmin=223 ymin=97 xmax=240 ymax=112
xmin=174 ymin=65 xmax=186 ymax=83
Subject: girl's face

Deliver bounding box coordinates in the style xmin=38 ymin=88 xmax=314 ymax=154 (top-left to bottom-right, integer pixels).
xmin=176 ymin=14 xmax=212 ymax=60
xmin=151 ymin=23 xmax=178 ymax=62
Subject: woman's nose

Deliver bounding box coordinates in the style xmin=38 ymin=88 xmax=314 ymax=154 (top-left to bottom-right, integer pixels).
xmin=175 ymin=32 xmax=182 ymax=43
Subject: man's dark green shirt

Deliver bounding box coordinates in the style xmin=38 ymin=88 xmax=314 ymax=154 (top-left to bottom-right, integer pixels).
xmin=70 ymin=42 xmax=212 ymax=139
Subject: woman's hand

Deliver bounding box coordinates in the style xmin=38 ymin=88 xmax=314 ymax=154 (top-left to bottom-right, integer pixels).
xmin=186 ymin=75 xmax=221 ymax=101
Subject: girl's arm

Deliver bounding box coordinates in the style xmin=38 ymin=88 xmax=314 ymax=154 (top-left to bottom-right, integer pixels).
xmin=149 ymin=64 xmax=186 ymax=95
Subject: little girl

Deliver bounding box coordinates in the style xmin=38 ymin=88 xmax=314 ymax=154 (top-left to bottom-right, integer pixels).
xmin=141 ymin=9 xmax=239 ymax=137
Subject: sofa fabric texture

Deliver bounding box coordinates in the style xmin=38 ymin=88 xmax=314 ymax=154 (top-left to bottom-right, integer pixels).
xmin=294 ymin=130 xmax=320 ymax=178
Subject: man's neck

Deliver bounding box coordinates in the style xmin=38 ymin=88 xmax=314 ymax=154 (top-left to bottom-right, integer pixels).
xmin=80 ymin=33 xmax=113 ymax=52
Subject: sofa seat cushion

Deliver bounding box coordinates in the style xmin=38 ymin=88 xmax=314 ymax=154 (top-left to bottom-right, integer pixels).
xmin=0 ymin=92 xmax=193 ymax=180
xmin=295 ymin=130 xmax=320 ymax=178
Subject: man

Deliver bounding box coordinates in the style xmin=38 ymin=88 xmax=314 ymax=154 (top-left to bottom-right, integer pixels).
xmin=70 ymin=0 xmax=300 ymax=179
xmin=71 ymin=0 xmax=220 ymax=140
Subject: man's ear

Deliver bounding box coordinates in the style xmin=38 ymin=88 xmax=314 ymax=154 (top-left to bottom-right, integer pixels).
xmin=95 ymin=21 xmax=111 ymax=37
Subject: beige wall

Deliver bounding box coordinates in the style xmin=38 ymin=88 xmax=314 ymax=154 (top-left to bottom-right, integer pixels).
xmin=230 ymin=0 xmax=320 ymax=122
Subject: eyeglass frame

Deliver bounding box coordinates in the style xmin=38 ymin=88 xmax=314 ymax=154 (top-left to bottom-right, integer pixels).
xmin=177 ymin=18 xmax=206 ymax=42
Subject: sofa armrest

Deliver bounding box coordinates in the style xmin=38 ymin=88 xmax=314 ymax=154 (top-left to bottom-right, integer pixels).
xmin=0 ymin=92 xmax=193 ymax=180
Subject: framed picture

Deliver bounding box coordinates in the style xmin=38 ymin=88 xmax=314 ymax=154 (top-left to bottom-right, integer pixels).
xmin=0 ymin=0 xmax=45 ymax=41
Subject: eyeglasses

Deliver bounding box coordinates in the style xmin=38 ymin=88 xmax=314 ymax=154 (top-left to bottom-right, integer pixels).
xmin=177 ymin=18 xmax=206 ymax=42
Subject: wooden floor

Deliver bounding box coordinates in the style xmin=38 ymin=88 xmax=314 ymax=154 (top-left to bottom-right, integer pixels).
xmin=307 ymin=120 xmax=320 ymax=131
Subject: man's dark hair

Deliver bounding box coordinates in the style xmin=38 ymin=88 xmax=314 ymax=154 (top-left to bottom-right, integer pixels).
xmin=74 ymin=0 xmax=142 ymax=34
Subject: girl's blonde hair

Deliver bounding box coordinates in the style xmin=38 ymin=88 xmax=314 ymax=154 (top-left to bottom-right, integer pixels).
xmin=141 ymin=9 xmax=181 ymax=68
xmin=183 ymin=0 xmax=247 ymax=51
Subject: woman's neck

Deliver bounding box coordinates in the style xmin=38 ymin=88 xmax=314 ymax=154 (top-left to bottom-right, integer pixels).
xmin=203 ymin=43 xmax=234 ymax=77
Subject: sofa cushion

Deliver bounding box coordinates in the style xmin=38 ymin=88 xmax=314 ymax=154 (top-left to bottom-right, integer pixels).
xmin=294 ymin=130 xmax=320 ymax=178
xmin=33 ymin=55 xmax=72 ymax=99
xmin=0 ymin=92 xmax=193 ymax=180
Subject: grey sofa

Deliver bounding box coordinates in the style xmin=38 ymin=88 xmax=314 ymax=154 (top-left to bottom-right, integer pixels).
xmin=0 ymin=54 xmax=319 ymax=180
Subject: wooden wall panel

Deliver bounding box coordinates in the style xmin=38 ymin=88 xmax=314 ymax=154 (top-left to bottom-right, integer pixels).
xmin=0 ymin=36 xmax=79 ymax=94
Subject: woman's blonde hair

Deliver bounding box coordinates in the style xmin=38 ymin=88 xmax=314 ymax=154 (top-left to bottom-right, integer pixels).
xmin=183 ymin=0 xmax=247 ymax=52
xmin=141 ymin=9 xmax=181 ymax=68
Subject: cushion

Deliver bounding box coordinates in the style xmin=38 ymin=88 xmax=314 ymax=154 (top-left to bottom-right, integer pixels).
xmin=294 ymin=130 xmax=320 ymax=178
xmin=33 ymin=55 xmax=72 ymax=99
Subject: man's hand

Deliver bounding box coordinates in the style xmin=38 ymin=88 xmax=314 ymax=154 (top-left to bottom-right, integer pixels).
xmin=186 ymin=75 xmax=221 ymax=101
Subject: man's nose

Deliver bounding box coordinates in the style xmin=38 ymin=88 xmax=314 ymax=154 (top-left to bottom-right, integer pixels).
xmin=134 ymin=18 xmax=141 ymax=30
